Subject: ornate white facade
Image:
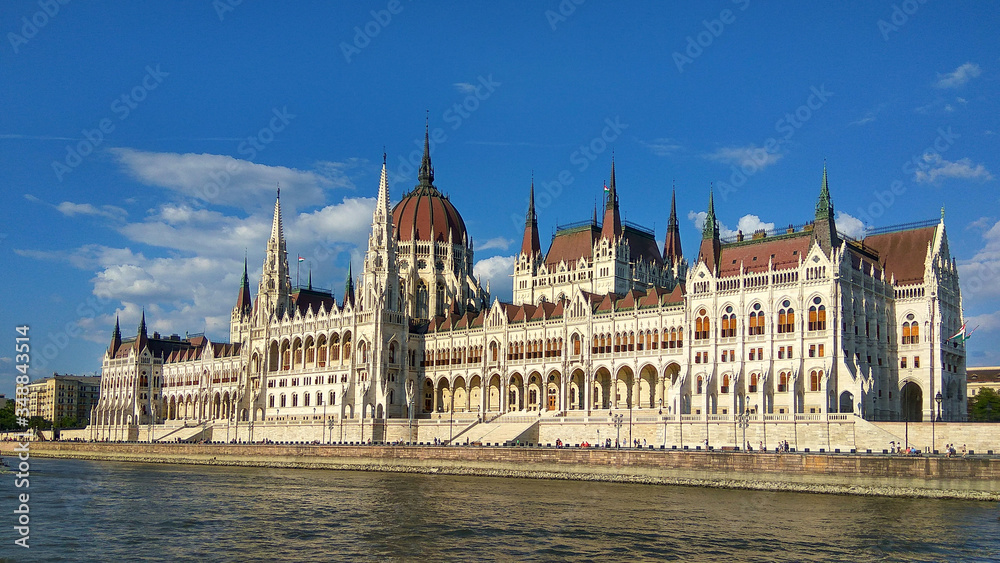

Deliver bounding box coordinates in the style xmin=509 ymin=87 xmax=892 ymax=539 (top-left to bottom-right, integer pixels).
xmin=91 ymin=133 xmax=968 ymax=442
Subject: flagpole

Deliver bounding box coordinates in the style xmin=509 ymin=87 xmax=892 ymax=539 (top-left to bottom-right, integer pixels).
xmin=296 ymin=255 xmax=300 ymax=288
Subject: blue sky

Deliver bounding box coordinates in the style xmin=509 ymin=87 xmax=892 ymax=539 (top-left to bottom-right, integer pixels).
xmin=2 ymin=1 xmax=999 ymax=395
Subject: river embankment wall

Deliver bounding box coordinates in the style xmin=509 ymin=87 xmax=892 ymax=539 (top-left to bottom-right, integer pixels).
xmin=10 ymin=441 xmax=1000 ymax=501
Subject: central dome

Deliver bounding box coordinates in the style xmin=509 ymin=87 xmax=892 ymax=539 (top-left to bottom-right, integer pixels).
xmin=392 ymin=186 xmax=468 ymax=243
xmin=390 ymin=126 xmax=468 ymax=244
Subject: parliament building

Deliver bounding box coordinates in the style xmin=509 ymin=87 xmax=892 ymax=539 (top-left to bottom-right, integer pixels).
xmin=91 ymin=128 xmax=968 ymax=446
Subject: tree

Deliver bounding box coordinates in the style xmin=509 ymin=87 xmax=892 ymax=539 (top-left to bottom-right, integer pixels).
xmin=969 ymin=388 xmax=1000 ymax=422
xmin=27 ymin=416 xmax=51 ymax=430
xmin=0 ymin=402 xmax=17 ymax=431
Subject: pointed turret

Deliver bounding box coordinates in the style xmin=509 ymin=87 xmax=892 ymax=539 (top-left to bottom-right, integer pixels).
xmin=307 ymin=269 xmax=312 ymax=291
xmin=417 ymin=116 xmax=434 ymax=189
xmin=135 ymin=309 xmax=149 ymax=353
xmin=662 ymin=187 xmax=683 ymax=263
xmin=601 ymin=158 xmax=622 ymax=240
xmin=235 ymin=256 xmax=252 ymax=313
xmin=521 ymin=178 xmax=541 ymax=256
xmin=138 ymin=309 xmax=147 ymax=337
xmin=108 ymin=316 xmax=121 ymax=357
xmin=698 ymin=189 xmax=722 ymax=274
xmin=343 ymin=262 xmax=355 ymax=307
xmin=813 ymin=163 xmax=839 ymax=252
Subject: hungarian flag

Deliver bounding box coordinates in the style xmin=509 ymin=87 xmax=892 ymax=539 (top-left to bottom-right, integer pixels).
xmin=603 ymin=182 xmax=609 ymax=193
xmin=947 ymin=323 xmax=966 ymax=341
xmin=297 ymin=256 xmax=305 ymax=263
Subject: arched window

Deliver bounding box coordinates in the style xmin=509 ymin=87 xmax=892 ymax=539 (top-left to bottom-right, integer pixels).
xmin=573 ymin=335 xmax=581 ymax=355
xmin=748 ymin=303 xmax=764 ymax=335
xmin=304 ymin=392 xmax=310 ymax=407
xmin=269 ymin=394 xmax=275 ymax=408
xmin=749 ymin=373 xmax=758 ymax=393
xmin=808 ymin=298 xmax=827 ymax=331
xmin=696 ymin=376 xmax=704 ymax=395
xmin=280 ymin=394 xmax=287 ymax=408
xmin=316 ymin=391 xmax=323 ymax=406
xmin=810 ymin=370 xmax=822 ymax=392
xmin=778 ymin=372 xmax=789 ymax=393
xmin=720 ymin=306 xmax=736 ymax=338
xmin=721 ymin=375 xmax=730 ymax=394
xmin=389 ymin=342 xmax=397 ymax=364
xmin=416 ymin=281 xmax=429 ymax=319
xmin=695 ymin=309 xmax=710 ymax=340
xmin=778 ymin=300 xmax=795 ymax=334
xmin=435 ymin=283 xmax=446 ymax=317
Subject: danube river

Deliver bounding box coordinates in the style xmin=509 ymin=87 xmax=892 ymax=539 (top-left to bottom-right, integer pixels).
xmin=4 ymin=456 xmax=999 ymax=562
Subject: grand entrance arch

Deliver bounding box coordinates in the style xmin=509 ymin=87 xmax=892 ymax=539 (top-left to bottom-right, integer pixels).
xmin=900 ymin=382 xmax=923 ymax=422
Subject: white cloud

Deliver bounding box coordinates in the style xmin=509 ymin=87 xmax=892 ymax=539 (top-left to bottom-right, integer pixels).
xmin=914 ymin=154 xmax=994 ymax=184
xmin=453 ymin=82 xmax=478 ymax=94
xmin=56 ymin=201 xmax=128 ymax=221
xmin=704 ymin=145 xmax=783 ymax=172
xmin=835 ymin=211 xmax=866 ymax=239
xmin=641 ymin=138 xmax=684 ymax=156
xmin=111 ymin=148 xmax=348 ymax=212
xmin=935 ymin=62 xmax=981 ymax=89
xmin=473 ymin=255 xmax=515 ymax=302
xmin=477 ymin=237 xmax=512 ymax=251
xmin=687 ymin=211 xmax=774 ymax=239
xmin=958 ymin=219 xmax=1000 ymax=304
xmin=286 ymin=197 xmax=377 ymax=261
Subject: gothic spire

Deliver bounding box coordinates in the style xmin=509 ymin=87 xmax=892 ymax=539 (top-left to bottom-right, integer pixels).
xmin=138 ymin=309 xmax=147 ymax=337
xmin=521 ymin=177 xmax=541 ymax=256
xmin=702 ymin=188 xmax=719 ymax=240
xmin=417 ymin=114 xmax=434 ymax=188
xmin=307 ymin=268 xmax=312 ymax=291
xmin=235 ymin=255 xmax=252 ymax=313
xmin=601 ymin=157 xmax=622 ymax=240
xmin=816 ymin=161 xmax=833 ymax=220
xmin=812 ymin=162 xmax=839 ymax=252
xmin=108 ymin=315 xmax=121 ymax=357
xmin=343 ymin=262 xmax=355 ymax=307
xmin=662 ymin=186 xmax=683 ymax=262
xmin=698 ymin=188 xmax=722 ymax=275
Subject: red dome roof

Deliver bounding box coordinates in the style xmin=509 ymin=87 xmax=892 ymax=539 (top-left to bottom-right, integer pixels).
xmin=392 ymin=186 xmax=468 ymax=243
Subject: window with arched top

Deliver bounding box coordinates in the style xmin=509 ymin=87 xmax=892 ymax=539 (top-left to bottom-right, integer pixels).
xmin=810 ymin=370 xmax=822 ymax=392
xmin=721 ymin=375 xmax=730 ymax=394
xmin=778 ymin=300 xmax=795 ymax=334
xmin=695 ymin=309 xmax=710 ymax=340
xmin=720 ymin=305 xmax=737 ymax=338
xmin=808 ymin=298 xmax=826 ymax=331
xmin=778 ymin=371 xmax=789 ymax=393
xmin=696 ymin=376 xmax=704 ymax=395
xmin=749 ymin=373 xmax=759 ymax=393
xmin=748 ymin=303 xmax=764 ymax=335
xmin=902 ymin=321 xmax=919 ymax=344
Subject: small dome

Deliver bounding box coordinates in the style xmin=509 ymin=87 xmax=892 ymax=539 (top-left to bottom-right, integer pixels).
xmin=392 ymin=186 xmax=467 ymax=243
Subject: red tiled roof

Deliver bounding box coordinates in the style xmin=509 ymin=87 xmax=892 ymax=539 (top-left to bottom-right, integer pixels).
xmin=863 ymin=226 xmax=936 ymax=285
xmin=623 ymin=227 xmax=663 ymax=265
xmin=717 ymin=232 xmax=813 ymax=276
xmin=545 ymin=226 xmax=599 ymax=267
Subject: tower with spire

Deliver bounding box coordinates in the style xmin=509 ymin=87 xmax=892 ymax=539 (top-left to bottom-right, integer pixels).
xmin=361 ymin=153 xmax=400 ymax=313
xmin=812 ymin=163 xmax=839 ymax=253
xmin=513 ymin=178 xmax=543 ymax=304
xmin=662 ymin=187 xmax=687 ymax=284
xmin=230 ymin=256 xmax=254 ymax=343
xmin=697 ymin=189 xmax=722 ymax=275
xmin=255 ymin=190 xmax=292 ymax=324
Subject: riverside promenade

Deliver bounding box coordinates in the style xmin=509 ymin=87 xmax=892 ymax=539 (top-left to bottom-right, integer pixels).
xmin=10 ymin=441 xmax=1000 ymax=501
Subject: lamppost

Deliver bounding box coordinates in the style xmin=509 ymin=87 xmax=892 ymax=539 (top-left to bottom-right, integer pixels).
xmin=738 ymin=411 xmax=750 ymax=451
xmin=327 ymin=418 xmax=336 ymax=445
xmin=934 ymin=391 xmax=943 ymax=453
xmin=322 ymin=402 xmax=327 ymax=444
xmin=313 ymin=407 xmax=316 ymax=444
xmin=659 ymin=408 xmax=666 ymax=449
xmin=611 ymin=412 xmax=624 ymax=449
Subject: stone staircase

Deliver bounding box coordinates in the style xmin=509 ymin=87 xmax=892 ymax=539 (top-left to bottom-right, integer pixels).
xmin=456 ymin=414 xmax=540 ymax=445
xmin=154 ymin=422 xmax=213 ymax=443
xmin=852 ymin=416 xmax=903 ymax=452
